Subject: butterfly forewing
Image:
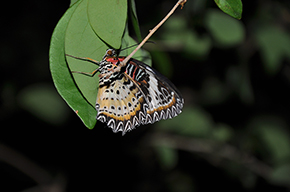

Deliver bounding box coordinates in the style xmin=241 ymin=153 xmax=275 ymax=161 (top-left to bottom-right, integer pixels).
xmin=126 ymin=59 xmax=183 ymax=118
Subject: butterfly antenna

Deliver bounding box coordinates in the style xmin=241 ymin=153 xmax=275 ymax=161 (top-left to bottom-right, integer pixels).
xmin=120 ymin=41 xmax=156 ymax=52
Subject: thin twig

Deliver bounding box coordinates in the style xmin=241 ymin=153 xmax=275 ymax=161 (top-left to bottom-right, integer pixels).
xmin=121 ymin=0 xmax=187 ymax=65
xmin=0 ymin=144 xmax=52 ymax=184
xmin=145 ymin=133 xmax=274 ymax=182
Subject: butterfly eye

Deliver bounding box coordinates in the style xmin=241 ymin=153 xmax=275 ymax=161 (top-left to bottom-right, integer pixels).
xmin=106 ymin=49 xmax=112 ymax=55
xmin=106 ymin=49 xmax=116 ymax=57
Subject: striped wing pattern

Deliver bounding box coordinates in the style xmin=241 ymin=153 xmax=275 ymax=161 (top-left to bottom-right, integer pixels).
xmin=96 ymin=55 xmax=184 ymax=135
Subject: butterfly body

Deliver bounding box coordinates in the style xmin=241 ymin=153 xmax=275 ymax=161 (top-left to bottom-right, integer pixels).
xmin=71 ymin=49 xmax=184 ymax=135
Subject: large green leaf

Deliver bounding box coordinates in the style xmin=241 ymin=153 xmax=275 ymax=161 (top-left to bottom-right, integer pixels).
xmin=50 ymin=0 xmax=97 ymax=129
xmin=51 ymin=0 xmax=151 ymax=129
xmin=65 ymin=0 xmax=107 ymax=107
xmin=214 ymin=0 xmax=243 ymax=20
xmin=129 ymin=0 xmax=142 ymax=42
xmin=161 ymin=16 xmax=211 ymax=58
xmin=271 ymin=164 xmax=290 ymax=185
xmin=18 ymin=83 xmax=70 ymax=125
xmin=87 ymin=0 xmax=127 ymax=48
xmin=70 ymin=0 xmax=80 ymax=6
xmin=205 ymin=9 xmax=245 ymax=47
xmin=255 ymin=25 xmax=290 ymax=75
xmin=155 ymin=146 xmax=178 ymax=170
xmin=157 ymin=107 xmax=214 ymax=137
xmin=251 ymin=116 xmax=290 ymax=164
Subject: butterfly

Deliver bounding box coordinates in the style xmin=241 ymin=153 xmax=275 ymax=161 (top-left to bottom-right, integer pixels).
xmin=67 ymin=49 xmax=184 ymax=135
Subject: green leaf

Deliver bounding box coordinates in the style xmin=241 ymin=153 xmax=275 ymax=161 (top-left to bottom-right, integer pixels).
xmin=214 ymin=0 xmax=243 ymax=19
xmin=65 ymin=0 xmax=107 ymax=107
xmin=253 ymin=117 xmax=290 ymax=163
xmin=212 ymin=123 xmax=233 ymax=142
xmin=255 ymin=25 xmax=290 ymax=75
xmin=129 ymin=0 xmax=142 ymax=42
xmin=183 ymin=31 xmax=212 ymax=58
xmin=87 ymin=0 xmax=127 ymax=48
xmin=260 ymin=127 xmax=290 ymax=163
xmin=205 ymin=9 xmax=245 ymax=47
xmin=49 ymin=0 xmax=97 ymax=129
xmin=70 ymin=0 xmax=80 ymax=6
xmin=18 ymin=83 xmax=70 ymax=125
xmin=157 ymin=107 xmax=214 ymax=137
xmin=271 ymin=164 xmax=290 ymax=185
xmin=155 ymin=146 xmax=178 ymax=170
xmin=162 ymin=16 xmax=211 ymax=57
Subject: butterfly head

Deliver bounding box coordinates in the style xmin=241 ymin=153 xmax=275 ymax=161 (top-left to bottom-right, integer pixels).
xmin=102 ymin=49 xmax=117 ymax=60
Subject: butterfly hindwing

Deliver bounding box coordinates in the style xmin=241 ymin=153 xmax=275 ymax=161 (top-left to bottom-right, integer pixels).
xmin=126 ymin=59 xmax=184 ymax=120
xmin=96 ymin=73 xmax=150 ymax=135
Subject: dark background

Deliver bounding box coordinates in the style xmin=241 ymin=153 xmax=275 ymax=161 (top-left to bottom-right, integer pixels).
xmin=1 ymin=0 xmax=290 ymax=191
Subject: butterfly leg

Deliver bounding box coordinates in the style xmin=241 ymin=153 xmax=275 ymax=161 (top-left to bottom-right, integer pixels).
xmin=71 ymin=68 xmax=99 ymax=77
xmin=66 ymin=54 xmax=100 ymax=77
xmin=98 ymin=62 xmax=122 ymax=79
xmin=65 ymin=54 xmax=99 ymax=65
